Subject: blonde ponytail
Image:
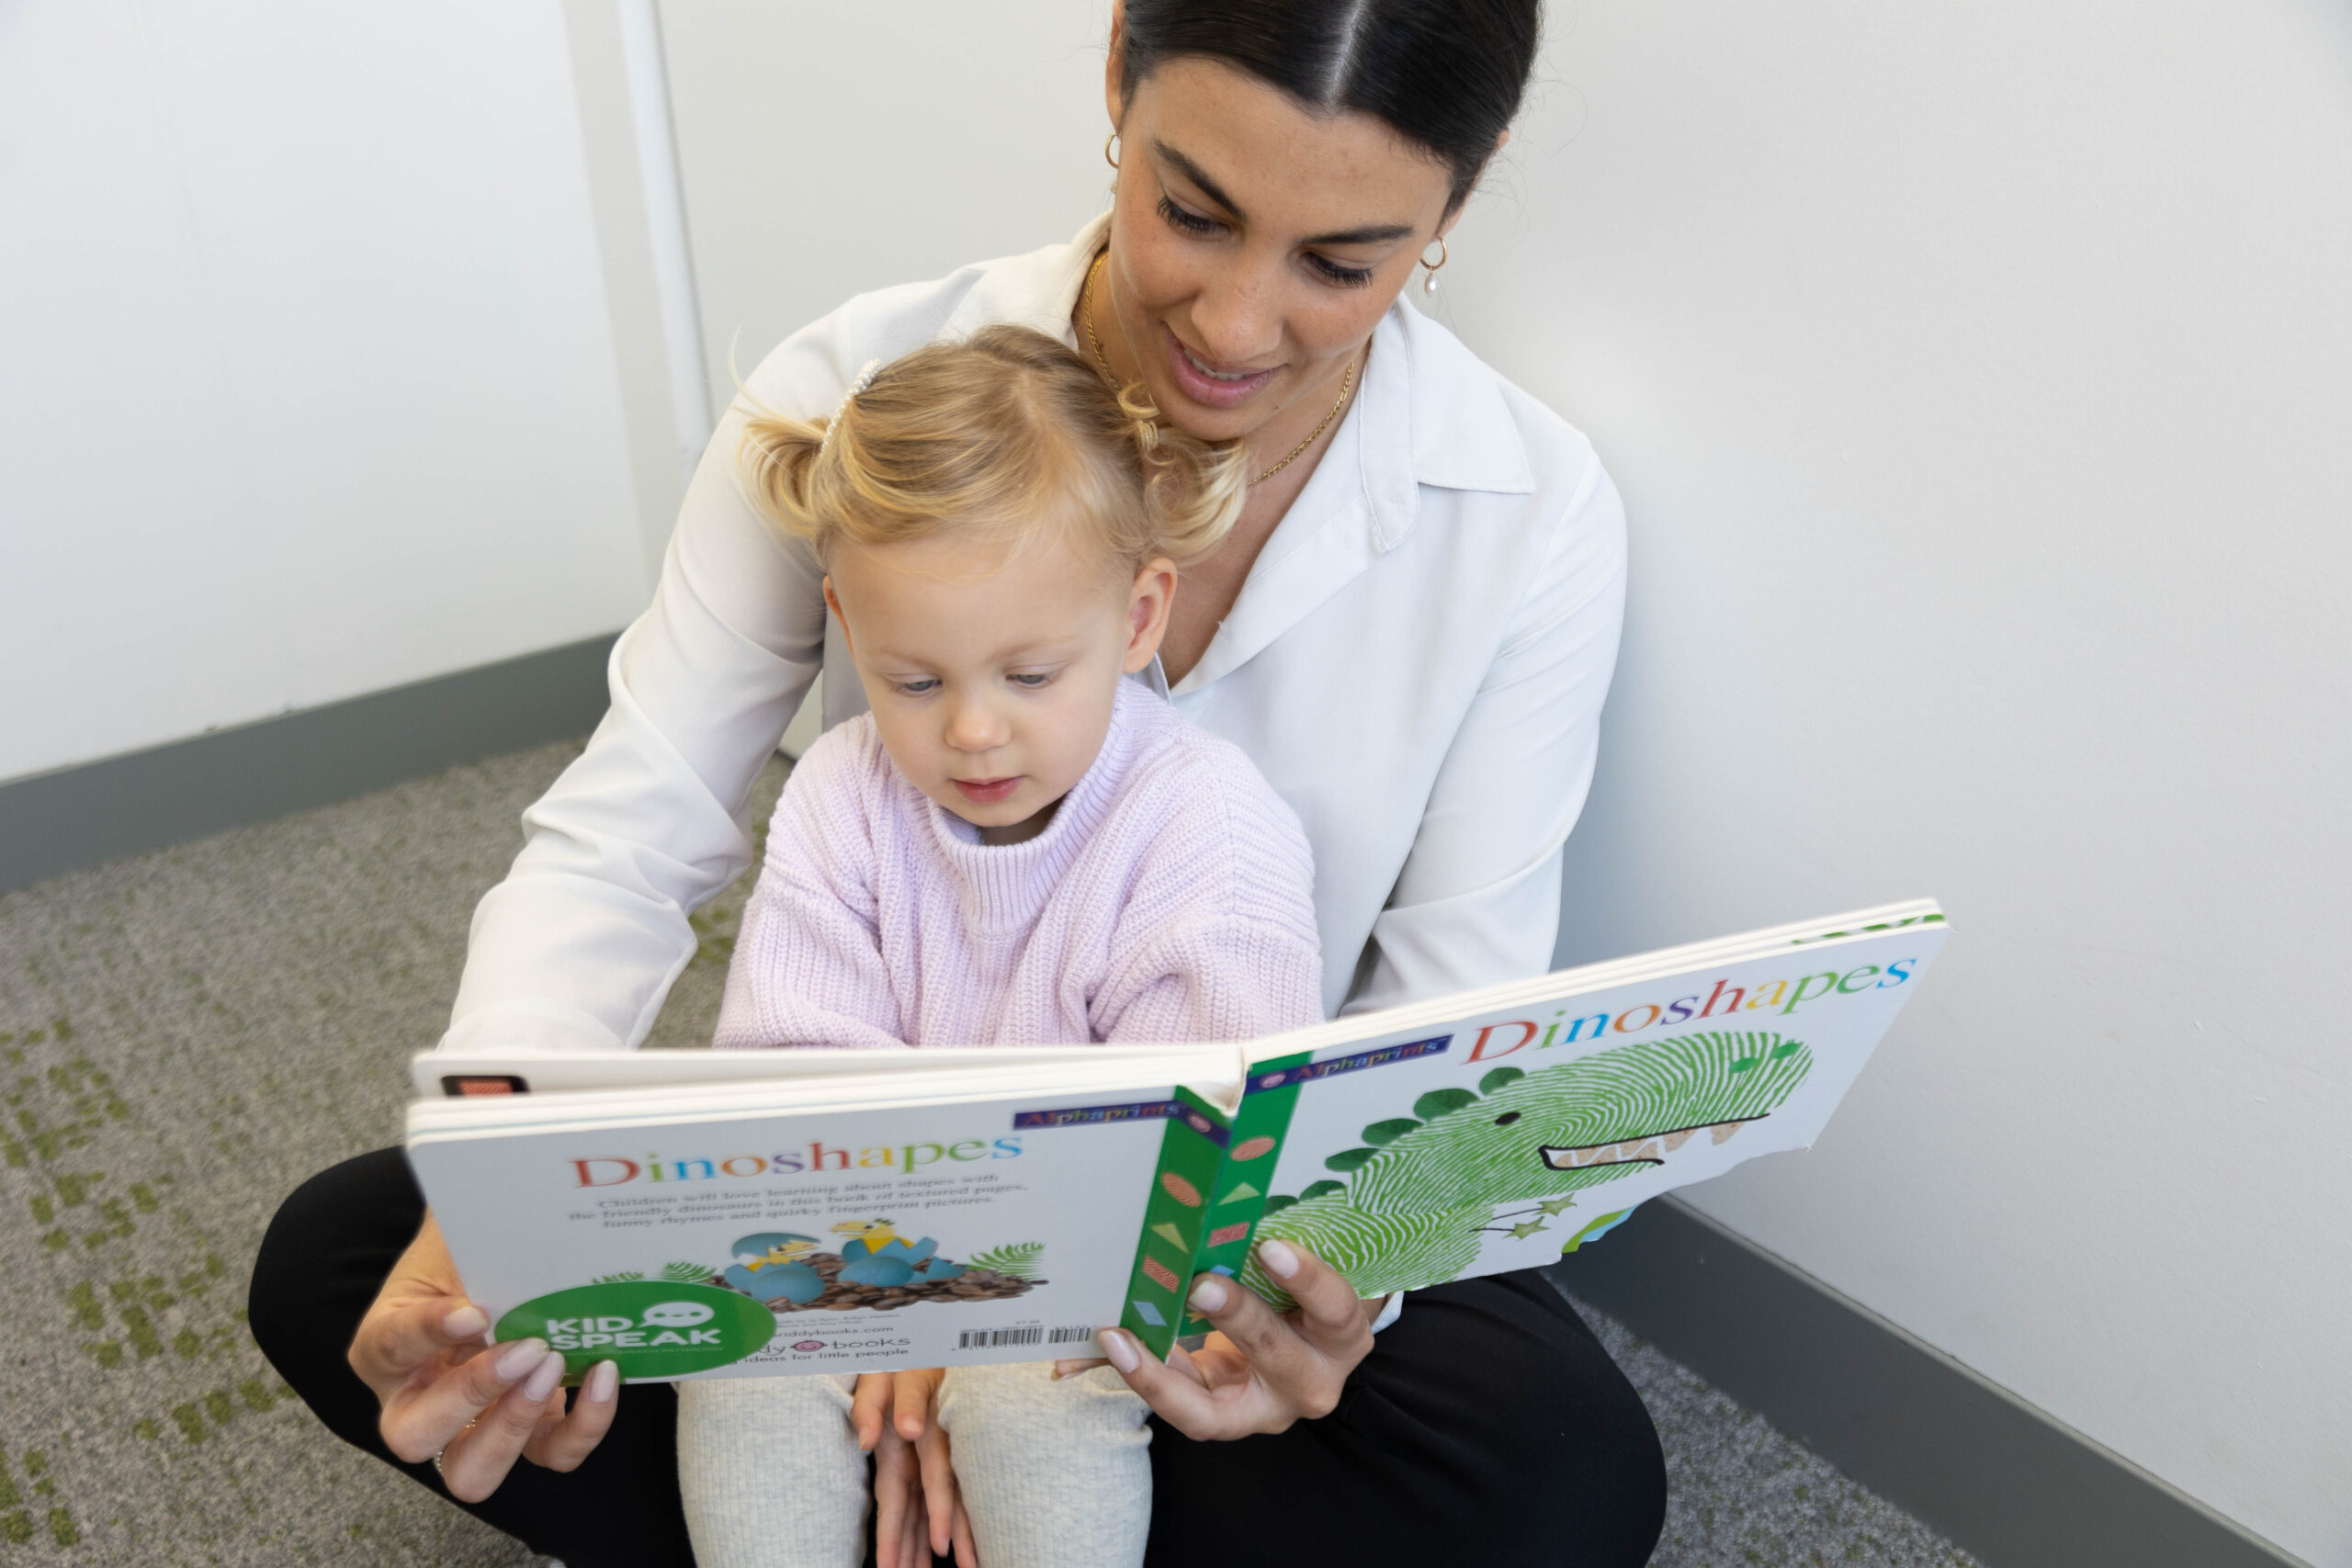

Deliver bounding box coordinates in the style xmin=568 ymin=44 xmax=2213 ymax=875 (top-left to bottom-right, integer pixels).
xmin=735 ymin=408 xmax=832 ymax=550
xmin=732 ymin=324 xmax=1250 ymax=571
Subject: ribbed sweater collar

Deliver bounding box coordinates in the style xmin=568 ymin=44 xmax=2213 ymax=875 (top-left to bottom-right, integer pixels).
xmin=917 ymin=682 xmax=1154 ymax=937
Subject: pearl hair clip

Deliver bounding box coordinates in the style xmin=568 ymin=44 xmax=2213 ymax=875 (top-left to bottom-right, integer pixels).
xmin=819 ymin=358 xmax=884 ymax=457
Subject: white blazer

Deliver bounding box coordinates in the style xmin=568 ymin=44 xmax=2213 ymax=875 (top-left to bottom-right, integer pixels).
xmin=443 ymin=215 xmax=1627 ymax=1054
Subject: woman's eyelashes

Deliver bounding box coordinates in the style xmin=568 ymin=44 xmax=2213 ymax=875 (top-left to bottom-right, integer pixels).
xmin=1306 ymin=253 xmax=1376 ymax=288
xmin=1157 ymin=194 xmax=1223 ymax=238
xmin=1155 ymin=193 xmax=1377 ymax=288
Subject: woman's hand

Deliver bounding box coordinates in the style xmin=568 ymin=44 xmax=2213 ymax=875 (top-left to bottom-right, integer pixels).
xmin=854 ymin=1370 xmax=977 ymax=1568
xmin=1071 ymin=1239 xmax=1378 ymax=1440
xmin=346 ymin=1210 xmax=621 ymax=1503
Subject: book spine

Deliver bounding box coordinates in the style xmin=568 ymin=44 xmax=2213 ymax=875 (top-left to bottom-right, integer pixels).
xmin=1172 ymin=1052 xmax=1310 ymax=1335
xmin=1114 ymin=1088 xmax=1235 ymax=1359
xmin=1109 ymin=1053 xmax=1314 ymax=1358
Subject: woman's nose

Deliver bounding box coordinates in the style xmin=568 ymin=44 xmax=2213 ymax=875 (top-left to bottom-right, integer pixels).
xmin=1187 ymin=254 xmax=1282 ymax=366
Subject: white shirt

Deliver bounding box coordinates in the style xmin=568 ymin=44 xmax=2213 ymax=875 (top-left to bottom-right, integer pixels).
xmin=442 ymin=214 xmax=1627 ymax=1055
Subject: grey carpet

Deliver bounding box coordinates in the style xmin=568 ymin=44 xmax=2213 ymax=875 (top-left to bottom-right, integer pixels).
xmin=0 ymin=740 xmax=1979 ymax=1566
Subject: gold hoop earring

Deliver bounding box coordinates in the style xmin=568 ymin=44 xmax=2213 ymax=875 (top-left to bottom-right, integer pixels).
xmin=1419 ymin=236 xmax=1448 ymax=295
xmin=1104 ymin=132 xmax=1121 ymax=170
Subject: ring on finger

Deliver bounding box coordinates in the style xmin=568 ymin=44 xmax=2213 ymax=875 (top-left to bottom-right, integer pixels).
xmin=431 ymin=1416 xmax=481 ymax=1476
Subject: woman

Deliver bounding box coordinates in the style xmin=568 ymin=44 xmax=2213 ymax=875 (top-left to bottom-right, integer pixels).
xmin=251 ymin=2 xmax=1667 ymax=1563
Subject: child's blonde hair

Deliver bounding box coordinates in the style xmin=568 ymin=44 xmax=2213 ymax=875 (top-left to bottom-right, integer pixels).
xmin=736 ymin=325 xmax=1250 ymax=572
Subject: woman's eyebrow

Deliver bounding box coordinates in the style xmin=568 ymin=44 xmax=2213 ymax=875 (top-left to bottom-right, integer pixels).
xmin=1151 ymin=140 xmax=1416 ymax=246
xmin=1154 ymin=141 xmax=1244 ymax=217
xmin=1302 ymin=220 xmax=1418 ymax=246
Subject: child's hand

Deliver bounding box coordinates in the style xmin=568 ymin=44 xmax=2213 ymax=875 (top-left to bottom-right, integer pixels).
xmin=854 ymin=1371 xmax=977 ymax=1568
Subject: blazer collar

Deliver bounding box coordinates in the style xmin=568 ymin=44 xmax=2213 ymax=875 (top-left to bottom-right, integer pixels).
xmin=941 ymin=212 xmax=1112 ymax=345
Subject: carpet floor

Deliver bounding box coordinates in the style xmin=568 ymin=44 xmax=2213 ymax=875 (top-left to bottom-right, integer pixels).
xmin=0 ymin=741 xmax=1980 ymax=1566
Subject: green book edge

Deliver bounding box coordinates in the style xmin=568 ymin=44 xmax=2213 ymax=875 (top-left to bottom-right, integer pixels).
xmin=1115 ymin=1054 xmax=1311 ymax=1360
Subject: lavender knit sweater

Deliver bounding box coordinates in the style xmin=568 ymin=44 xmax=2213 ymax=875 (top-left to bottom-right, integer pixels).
xmin=714 ymin=682 xmax=1325 ymax=1050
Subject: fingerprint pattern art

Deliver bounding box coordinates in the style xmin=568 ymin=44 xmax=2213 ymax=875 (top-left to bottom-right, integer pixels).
xmin=1244 ymin=1031 xmax=1813 ymax=1307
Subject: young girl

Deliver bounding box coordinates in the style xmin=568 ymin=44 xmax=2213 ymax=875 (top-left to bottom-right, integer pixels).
xmin=675 ymin=325 xmax=1327 ymax=1568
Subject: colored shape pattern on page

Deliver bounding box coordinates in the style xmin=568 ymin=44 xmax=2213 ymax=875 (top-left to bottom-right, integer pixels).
xmin=1114 ymin=1060 xmax=1310 ymax=1357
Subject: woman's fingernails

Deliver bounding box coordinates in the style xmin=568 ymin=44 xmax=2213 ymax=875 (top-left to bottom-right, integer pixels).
xmin=1099 ymin=1330 xmax=1139 ymax=1373
xmin=1259 ymin=1238 xmax=1302 ymax=1279
xmin=492 ymin=1338 xmax=548 ymax=1381
xmin=442 ymin=1304 xmax=488 ymax=1339
xmin=1188 ymin=1275 xmax=1230 ymax=1313
xmin=584 ymin=1360 xmax=618 ymax=1403
xmin=522 ymin=1350 xmax=566 ymax=1403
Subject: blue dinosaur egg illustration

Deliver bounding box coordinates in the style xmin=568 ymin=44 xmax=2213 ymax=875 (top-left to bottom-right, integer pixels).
xmin=838 ymin=1254 xmax=916 ymax=1287
xmin=723 ymin=1260 xmax=825 ymax=1303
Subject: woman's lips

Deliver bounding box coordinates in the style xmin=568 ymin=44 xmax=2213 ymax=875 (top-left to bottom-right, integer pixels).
xmin=1162 ymin=328 xmax=1278 ymax=410
xmin=954 ymin=777 xmax=1022 ymax=806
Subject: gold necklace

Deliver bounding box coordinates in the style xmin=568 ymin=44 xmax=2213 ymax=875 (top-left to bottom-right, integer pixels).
xmin=1081 ymin=252 xmax=1356 ymax=487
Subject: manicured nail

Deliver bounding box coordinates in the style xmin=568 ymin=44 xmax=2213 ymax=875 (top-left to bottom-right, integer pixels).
xmin=584 ymin=1360 xmax=618 ymax=1403
xmin=522 ymin=1350 xmax=565 ymax=1403
xmin=442 ymin=1305 xmax=488 ymax=1339
xmin=493 ymin=1338 xmax=548 ymax=1380
xmin=1258 ymin=1239 xmax=1301 ymax=1280
xmin=1099 ymin=1330 xmax=1139 ymax=1373
xmin=1188 ymin=1275 xmax=1229 ymax=1313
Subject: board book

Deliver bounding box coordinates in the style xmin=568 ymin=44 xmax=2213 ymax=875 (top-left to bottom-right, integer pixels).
xmin=406 ymin=900 xmax=1947 ymax=1382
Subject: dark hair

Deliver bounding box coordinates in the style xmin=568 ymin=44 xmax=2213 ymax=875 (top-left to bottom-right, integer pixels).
xmin=1118 ymin=0 xmax=1542 ymax=212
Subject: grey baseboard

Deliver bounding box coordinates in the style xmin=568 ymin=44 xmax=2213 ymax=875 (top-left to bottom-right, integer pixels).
xmin=1549 ymin=1197 xmax=2307 ymax=1568
xmin=0 ymin=634 xmax=618 ymax=893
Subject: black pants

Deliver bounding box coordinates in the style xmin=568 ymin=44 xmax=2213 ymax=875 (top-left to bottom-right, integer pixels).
xmin=252 ymin=1149 xmax=1666 ymax=1567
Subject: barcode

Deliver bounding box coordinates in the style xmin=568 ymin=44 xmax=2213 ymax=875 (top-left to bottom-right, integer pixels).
xmin=956 ymin=1325 xmax=1101 ymax=1349
xmin=957 ymin=1326 xmax=1042 ymax=1348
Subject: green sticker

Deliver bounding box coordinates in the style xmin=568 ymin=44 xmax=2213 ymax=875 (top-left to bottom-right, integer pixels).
xmin=495 ymin=1280 xmax=773 ymax=1381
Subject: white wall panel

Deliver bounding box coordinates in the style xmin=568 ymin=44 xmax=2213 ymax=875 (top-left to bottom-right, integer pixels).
xmin=0 ymin=1 xmax=651 ymax=780
xmin=656 ymin=0 xmax=1111 ymax=410
xmin=1437 ymin=5 xmax=2350 ymax=1560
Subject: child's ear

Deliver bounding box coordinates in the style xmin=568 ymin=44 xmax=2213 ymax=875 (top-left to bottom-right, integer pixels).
xmin=1123 ymin=558 xmax=1177 ymax=673
xmin=821 ymin=576 xmax=855 ymax=657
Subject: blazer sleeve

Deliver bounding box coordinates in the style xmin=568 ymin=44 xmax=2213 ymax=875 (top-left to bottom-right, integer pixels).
xmin=1344 ymin=445 xmax=1629 ymax=1014
xmin=437 ymin=282 xmax=960 ymax=1055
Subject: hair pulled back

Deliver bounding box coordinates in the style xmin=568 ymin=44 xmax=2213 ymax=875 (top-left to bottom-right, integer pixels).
xmin=737 ymin=324 xmax=1250 ymax=573
xmin=1118 ymin=0 xmax=1541 ymax=213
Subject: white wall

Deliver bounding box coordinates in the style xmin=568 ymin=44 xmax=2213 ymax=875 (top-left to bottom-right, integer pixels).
xmin=652 ymin=2 xmax=2352 ymax=1560
xmin=1436 ymin=3 xmax=2350 ymax=1561
xmin=656 ymin=0 xmax=1112 ymax=413
xmin=0 ymin=1 xmax=655 ymax=783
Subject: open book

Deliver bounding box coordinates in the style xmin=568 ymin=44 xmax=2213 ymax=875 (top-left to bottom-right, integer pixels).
xmin=407 ymin=900 xmax=1946 ymax=1382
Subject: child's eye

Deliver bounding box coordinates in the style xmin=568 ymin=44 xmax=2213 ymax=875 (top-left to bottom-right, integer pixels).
xmin=1008 ymin=672 xmax=1055 ymax=689
xmin=895 ymin=678 xmax=940 ymax=696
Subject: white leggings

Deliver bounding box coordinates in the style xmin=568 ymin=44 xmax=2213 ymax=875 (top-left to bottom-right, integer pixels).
xmin=676 ymin=1363 xmax=1151 ymax=1568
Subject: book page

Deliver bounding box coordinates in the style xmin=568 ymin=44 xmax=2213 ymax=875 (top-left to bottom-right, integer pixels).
xmin=1237 ymin=923 xmax=1948 ymax=1305
xmin=409 ymin=1082 xmax=1196 ymax=1379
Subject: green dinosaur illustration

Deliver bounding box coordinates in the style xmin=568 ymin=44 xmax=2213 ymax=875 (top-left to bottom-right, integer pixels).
xmin=1244 ymin=1031 xmax=1812 ymax=1306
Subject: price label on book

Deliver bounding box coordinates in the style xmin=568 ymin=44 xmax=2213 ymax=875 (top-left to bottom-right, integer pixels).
xmin=495 ymin=1280 xmax=775 ymax=1381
